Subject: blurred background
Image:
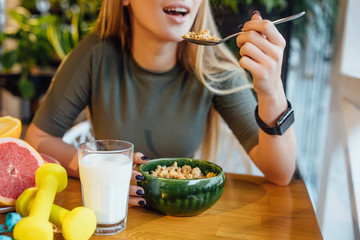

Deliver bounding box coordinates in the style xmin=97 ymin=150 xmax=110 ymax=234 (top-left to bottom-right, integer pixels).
xmin=0 ymin=0 xmax=359 ymax=239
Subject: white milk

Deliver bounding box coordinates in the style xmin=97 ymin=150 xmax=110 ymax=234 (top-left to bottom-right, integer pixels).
xmin=79 ymin=153 xmax=132 ymax=224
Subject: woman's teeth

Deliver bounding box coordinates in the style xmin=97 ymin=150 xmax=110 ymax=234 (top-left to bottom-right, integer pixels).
xmin=163 ymin=8 xmax=188 ymax=16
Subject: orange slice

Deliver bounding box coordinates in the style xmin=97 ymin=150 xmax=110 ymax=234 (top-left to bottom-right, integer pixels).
xmin=0 ymin=116 xmax=22 ymax=139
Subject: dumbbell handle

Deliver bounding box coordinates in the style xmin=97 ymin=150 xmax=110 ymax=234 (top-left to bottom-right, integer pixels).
xmin=18 ymin=188 xmax=76 ymax=226
xmin=50 ymin=204 xmax=70 ymax=226
xmin=29 ymin=176 xmax=58 ymax=220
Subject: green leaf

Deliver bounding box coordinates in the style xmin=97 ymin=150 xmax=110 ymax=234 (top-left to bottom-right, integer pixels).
xmin=0 ymin=50 xmax=18 ymax=71
xmin=223 ymin=0 xmax=240 ymax=13
xmin=70 ymin=11 xmax=80 ymax=45
xmin=18 ymin=76 xmax=35 ymax=99
xmin=47 ymin=23 xmax=67 ymax=59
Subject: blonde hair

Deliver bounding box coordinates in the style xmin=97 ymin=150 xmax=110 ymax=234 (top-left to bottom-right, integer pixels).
xmin=95 ymin=0 xmax=253 ymax=161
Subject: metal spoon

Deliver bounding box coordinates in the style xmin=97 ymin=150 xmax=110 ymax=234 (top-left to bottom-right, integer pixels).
xmin=182 ymin=11 xmax=305 ymax=46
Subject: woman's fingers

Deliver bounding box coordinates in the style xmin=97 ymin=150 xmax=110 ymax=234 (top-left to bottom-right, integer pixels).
xmin=129 ymin=185 xmax=145 ymax=196
xmin=128 ymin=196 xmax=146 ymax=206
xmin=131 ymin=169 xmax=145 ymax=181
xmin=239 ymin=56 xmax=264 ymax=81
xmin=242 ymin=20 xmax=286 ymax=47
xmin=237 ymin=30 xmax=283 ymax=59
xmin=129 ymin=152 xmax=149 ymax=207
xmin=239 ymin=42 xmax=266 ymax=63
xmin=133 ymin=152 xmax=149 ymax=165
xmin=239 ymin=41 xmax=280 ymax=78
xmin=236 ymin=11 xmax=284 ymax=83
xmin=237 ymin=11 xmax=284 ymax=64
xmin=241 ymin=12 xmax=286 ymax=47
xmin=129 ymin=171 xmax=147 ymax=206
xmin=128 ymin=185 xmax=146 ymax=206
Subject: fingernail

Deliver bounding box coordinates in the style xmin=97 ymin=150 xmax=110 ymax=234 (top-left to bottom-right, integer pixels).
xmin=253 ymin=10 xmax=261 ymax=17
xmin=136 ymin=189 xmax=144 ymax=196
xmin=141 ymin=155 xmax=150 ymax=160
xmin=136 ymin=175 xmax=145 ymax=181
xmin=138 ymin=200 xmax=146 ymax=206
xmin=237 ymin=23 xmax=244 ymax=30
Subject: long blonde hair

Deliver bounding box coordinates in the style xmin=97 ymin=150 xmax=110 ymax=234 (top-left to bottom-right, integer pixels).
xmin=95 ymin=0 xmax=252 ymax=161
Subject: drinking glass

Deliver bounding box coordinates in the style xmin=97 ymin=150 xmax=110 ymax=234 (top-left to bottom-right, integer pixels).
xmin=78 ymin=140 xmax=134 ymax=235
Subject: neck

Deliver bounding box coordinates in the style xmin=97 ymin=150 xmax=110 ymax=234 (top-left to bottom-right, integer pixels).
xmin=131 ymin=28 xmax=178 ymax=72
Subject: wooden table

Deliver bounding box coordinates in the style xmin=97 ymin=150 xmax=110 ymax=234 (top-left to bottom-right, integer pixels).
xmin=1 ymin=174 xmax=323 ymax=239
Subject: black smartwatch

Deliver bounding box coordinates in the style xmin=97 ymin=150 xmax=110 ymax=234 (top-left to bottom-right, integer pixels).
xmin=254 ymin=100 xmax=294 ymax=135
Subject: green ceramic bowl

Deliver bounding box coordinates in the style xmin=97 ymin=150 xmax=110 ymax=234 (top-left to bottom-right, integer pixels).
xmin=139 ymin=158 xmax=225 ymax=216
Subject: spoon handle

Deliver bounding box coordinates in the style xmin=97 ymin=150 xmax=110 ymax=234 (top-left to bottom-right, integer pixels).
xmin=223 ymin=12 xmax=305 ymax=42
xmin=272 ymin=11 xmax=306 ymax=25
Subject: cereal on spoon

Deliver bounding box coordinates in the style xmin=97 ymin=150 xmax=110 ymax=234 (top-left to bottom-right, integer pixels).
xmin=182 ymin=29 xmax=221 ymax=42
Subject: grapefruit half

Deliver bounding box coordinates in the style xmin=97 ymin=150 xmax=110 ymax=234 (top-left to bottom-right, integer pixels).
xmin=0 ymin=137 xmax=44 ymax=206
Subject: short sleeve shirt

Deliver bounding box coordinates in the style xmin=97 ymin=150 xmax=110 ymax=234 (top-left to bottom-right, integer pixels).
xmin=33 ymin=33 xmax=259 ymax=159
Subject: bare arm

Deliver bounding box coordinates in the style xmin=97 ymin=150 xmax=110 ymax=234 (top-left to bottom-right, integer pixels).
xmin=238 ymin=12 xmax=296 ymax=185
xmin=25 ymin=123 xmax=79 ymax=177
xmin=249 ymin=104 xmax=296 ymax=186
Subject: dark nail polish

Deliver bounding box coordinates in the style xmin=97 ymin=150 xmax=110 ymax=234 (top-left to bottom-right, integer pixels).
xmin=237 ymin=23 xmax=244 ymax=30
xmin=138 ymin=200 xmax=146 ymax=206
xmin=136 ymin=189 xmax=144 ymax=196
xmin=141 ymin=155 xmax=150 ymax=160
xmin=253 ymin=10 xmax=261 ymax=17
xmin=136 ymin=175 xmax=145 ymax=181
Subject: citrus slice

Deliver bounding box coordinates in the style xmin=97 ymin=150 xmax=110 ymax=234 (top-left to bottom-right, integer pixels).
xmin=0 ymin=137 xmax=44 ymax=206
xmin=0 ymin=116 xmax=22 ymax=139
xmin=40 ymin=153 xmax=62 ymax=165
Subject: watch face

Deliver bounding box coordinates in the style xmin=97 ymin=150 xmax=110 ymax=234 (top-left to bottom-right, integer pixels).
xmin=277 ymin=109 xmax=295 ymax=135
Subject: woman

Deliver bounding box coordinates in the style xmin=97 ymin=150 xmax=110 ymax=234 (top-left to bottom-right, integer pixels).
xmin=25 ymin=0 xmax=296 ymax=206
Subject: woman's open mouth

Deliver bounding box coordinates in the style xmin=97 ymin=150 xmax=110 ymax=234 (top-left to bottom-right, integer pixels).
xmin=163 ymin=7 xmax=189 ymax=17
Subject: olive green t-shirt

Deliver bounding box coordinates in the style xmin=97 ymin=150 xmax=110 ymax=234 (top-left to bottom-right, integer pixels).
xmin=33 ymin=33 xmax=258 ymax=159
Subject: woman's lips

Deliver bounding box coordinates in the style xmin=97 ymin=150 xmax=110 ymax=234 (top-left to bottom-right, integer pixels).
xmin=163 ymin=7 xmax=189 ymax=16
xmin=163 ymin=6 xmax=190 ymax=23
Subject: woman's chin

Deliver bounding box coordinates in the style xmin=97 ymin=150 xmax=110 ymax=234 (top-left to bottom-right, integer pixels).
xmin=156 ymin=31 xmax=187 ymax=44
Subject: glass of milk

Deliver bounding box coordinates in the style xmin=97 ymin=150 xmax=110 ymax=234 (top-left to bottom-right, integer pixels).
xmin=78 ymin=140 xmax=133 ymax=235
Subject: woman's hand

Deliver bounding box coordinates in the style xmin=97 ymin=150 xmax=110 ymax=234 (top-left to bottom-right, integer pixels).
xmin=128 ymin=152 xmax=149 ymax=206
xmin=237 ymin=11 xmax=286 ymax=98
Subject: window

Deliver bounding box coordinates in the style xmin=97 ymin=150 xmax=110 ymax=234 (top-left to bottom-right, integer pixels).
xmin=341 ymin=0 xmax=360 ymax=79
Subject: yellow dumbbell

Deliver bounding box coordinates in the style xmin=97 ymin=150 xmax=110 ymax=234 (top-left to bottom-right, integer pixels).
xmin=16 ymin=187 xmax=96 ymax=240
xmin=13 ymin=164 xmax=68 ymax=240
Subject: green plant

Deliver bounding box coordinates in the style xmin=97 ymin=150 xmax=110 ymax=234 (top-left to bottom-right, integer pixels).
xmin=47 ymin=6 xmax=82 ymax=59
xmin=290 ymin=0 xmax=338 ymax=47
xmin=210 ymin=0 xmax=287 ymax=13
xmin=0 ymin=0 xmax=102 ymax=99
xmin=46 ymin=0 xmax=102 ymax=59
xmin=0 ymin=7 xmax=57 ymax=98
xmin=19 ymin=0 xmax=101 ymax=61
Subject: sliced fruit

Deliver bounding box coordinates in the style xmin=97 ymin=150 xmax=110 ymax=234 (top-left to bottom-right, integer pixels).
xmin=40 ymin=153 xmax=61 ymax=165
xmin=0 ymin=116 xmax=22 ymax=139
xmin=0 ymin=138 xmax=44 ymax=206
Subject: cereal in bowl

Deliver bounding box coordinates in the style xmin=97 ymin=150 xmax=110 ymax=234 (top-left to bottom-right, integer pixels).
xmin=182 ymin=29 xmax=221 ymax=42
xmin=150 ymin=162 xmax=216 ymax=179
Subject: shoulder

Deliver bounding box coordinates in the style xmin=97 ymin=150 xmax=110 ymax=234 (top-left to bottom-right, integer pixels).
xmin=58 ymin=32 xmax=125 ymax=74
xmin=69 ymin=32 xmax=101 ymax=57
xmin=68 ymin=32 xmax=123 ymax=62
